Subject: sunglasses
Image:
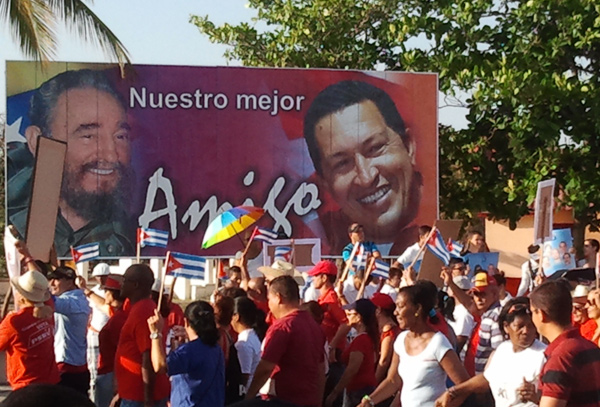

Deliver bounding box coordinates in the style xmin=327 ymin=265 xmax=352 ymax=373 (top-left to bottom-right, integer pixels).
xmin=573 ymin=304 xmax=585 ymax=311
xmin=350 ymin=225 xmax=364 ymax=233
xmin=587 ymin=300 xmax=597 ymax=307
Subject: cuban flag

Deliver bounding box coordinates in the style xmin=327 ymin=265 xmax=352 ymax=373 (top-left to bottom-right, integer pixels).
xmin=426 ymin=229 xmax=451 ymax=265
xmin=138 ymin=227 xmax=169 ymax=248
xmin=71 ymin=242 xmax=100 ymax=263
xmin=251 ymin=227 xmax=278 ymax=244
xmin=274 ymin=246 xmax=294 ymax=262
xmin=166 ymin=252 xmax=207 ymax=280
xmin=447 ymin=239 xmax=464 ymax=259
xmin=352 ymin=243 xmax=367 ymax=271
xmin=372 ymin=259 xmax=390 ymax=279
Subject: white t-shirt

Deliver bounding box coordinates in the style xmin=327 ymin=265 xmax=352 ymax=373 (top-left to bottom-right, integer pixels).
xmin=343 ymin=280 xmax=376 ymax=304
xmin=380 ymin=284 xmax=398 ymax=302
xmin=483 ymin=340 xmax=547 ymax=407
xmin=235 ymin=328 xmax=262 ymax=393
xmin=395 ymin=331 xmax=453 ymax=406
xmin=448 ymin=303 xmax=475 ymax=339
xmin=500 ymin=292 xmax=514 ymax=308
xmin=396 ymin=242 xmax=423 ymax=266
xmin=88 ymin=285 xmax=109 ymax=334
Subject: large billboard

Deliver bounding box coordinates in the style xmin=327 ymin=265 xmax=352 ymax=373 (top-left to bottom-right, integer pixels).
xmin=6 ymin=62 xmax=438 ymax=258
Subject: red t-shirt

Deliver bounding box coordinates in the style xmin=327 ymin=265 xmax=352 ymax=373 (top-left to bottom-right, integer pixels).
xmin=0 ymin=307 xmax=60 ymax=389
xmin=464 ymin=317 xmax=481 ymax=377
xmin=254 ymin=299 xmax=270 ymax=317
xmin=380 ymin=325 xmax=401 ymax=344
xmin=98 ymin=307 xmax=128 ymax=375
xmin=115 ymin=298 xmax=170 ymax=402
xmin=580 ymin=319 xmax=597 ymax=342
xmin=167 ymin=303 xmax=185 ymax=330
xmin=318 ymin=287 xmax=348 ymax=348
xmin=261 ymin=310 xmax=326 ymax=406
xmin=341 ymin=333 xmax=377 ymax=392
xmin=540 ymin=328 xmax=600 ymax=406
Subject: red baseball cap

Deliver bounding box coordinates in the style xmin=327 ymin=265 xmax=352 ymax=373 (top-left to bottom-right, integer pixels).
xmin=371 ymin=293 xmax=395 ymax=310
xmin=307 ymin=261 xmax=338 ymax=277
xmin=101 ymin=274 xmax=124 ymax=291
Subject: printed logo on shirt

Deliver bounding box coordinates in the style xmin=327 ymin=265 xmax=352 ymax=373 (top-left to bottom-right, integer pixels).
xmin=28 ymin=325 xmax=53 ymax=349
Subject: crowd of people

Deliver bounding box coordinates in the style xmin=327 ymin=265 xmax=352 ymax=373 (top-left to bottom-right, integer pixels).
xmin=1 ymin=227 xmax=600 ymax=407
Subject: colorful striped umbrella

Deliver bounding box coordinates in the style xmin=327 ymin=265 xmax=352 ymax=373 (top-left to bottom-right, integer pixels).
xmin=201 ymin=206 xmax=265 ymax=249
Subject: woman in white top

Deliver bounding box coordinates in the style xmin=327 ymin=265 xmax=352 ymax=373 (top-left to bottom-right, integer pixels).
xmin=435 ymin=297 xmax=546 ymax=407
xmin=231 ymin=297 xmax=267 ymax=395
xmin=358 ymin=281 xmax=469 ymax=407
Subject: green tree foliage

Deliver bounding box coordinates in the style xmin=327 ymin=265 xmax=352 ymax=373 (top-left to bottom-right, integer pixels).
xmin=191 ymin=0 xmax=600 ymax=231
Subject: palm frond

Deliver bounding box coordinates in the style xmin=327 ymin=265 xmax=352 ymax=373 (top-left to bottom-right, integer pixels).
xmin=47 ymin=0 xmax=131 ymax=72
xmin=1 ymin=0 xmax=57 ymax=63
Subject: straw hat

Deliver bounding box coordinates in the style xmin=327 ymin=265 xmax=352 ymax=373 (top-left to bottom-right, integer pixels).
xmin=11 ymin=270 xmax=51 ymax=304
xmin=258 ymin=260 xmax=305 ymax=285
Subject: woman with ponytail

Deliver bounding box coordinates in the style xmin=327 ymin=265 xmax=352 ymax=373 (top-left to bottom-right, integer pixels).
xmin=147 ymin=301 xmax=225 ymax=407
xmin=325 ymin=298 xmax=379 ymax=407
xmin=231 ymin=296 xmax=266 ymax=395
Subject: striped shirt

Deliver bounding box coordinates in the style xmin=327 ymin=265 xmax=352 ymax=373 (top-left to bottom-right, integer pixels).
xmin=540 ymin=328 xmax=600 ymax=407
xmin=474 ymin=303 xmax=503 ymax=374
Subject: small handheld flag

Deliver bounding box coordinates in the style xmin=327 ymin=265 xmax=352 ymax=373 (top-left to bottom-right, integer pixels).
xmin=372 ymin=259 xmax=390 ymax=279
xmin=447 ymin=239 xmax=464 ymax=259
xmin=71 ymin=242 xmax=100 ymax=263
xmin=166 ymin=252 xmax=207 ymax=280
xmin=252 ymin=227 xmax=278 ymax=244
xmin=138 ymin=227 xmax=169 ymax=248
xmin=352 ymin=243 xmax=367 ymax=271
xmin=426 ymin=229 xmax=451 ymax=265
xmin=274 ymin=246 xmax=294 ymax=262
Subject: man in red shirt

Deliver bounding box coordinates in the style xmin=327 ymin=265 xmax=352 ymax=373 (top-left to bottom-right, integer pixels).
xmin=242 ymin=275 xmax=326 ymax=407
xmin=530 ymin=280 xmax=600 ymax=407
xmin=309 ymin=260 xmax=351 ymax=356
xmin=0 ymin=270 xmax=59 ymax=389
xmin=114 ymin=264 xmax=170 ymax=407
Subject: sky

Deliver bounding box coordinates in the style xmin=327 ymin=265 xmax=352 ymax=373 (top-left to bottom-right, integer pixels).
xmin=0 ymin=0 xmax=467 ymax=128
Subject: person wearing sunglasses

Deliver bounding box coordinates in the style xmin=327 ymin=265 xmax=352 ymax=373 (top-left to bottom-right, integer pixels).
xmin=435 ymin=297 xmax=546 ymax=407
xmin=585 ymin=289 xmax=600 ymax=345
xmin=571 ymin=285 xmax=597 ymax=341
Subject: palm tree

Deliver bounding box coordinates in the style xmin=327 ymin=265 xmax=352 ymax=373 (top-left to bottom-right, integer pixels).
xmin=1 ymin=0 xmax=130 ymax=68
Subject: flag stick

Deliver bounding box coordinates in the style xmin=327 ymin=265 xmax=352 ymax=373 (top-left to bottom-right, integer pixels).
xmin=291 ymin=238 xmax=296 ymax=268
xmin=136 ymin=241 xmax=141 ymax=264
xmin=356 ymin=257 xmax=376 ymax=300
xmin=408 ymin=226 xmax=437 ymax=270
xmin=157 ymin=251 xmax=170 ymax=311
xmin=339 ymin=242 xmax=360 ymax=284
xmin=241 ymin=227 xmax=257 ymax=257
xmin=216 ymin=259 xmax=222 ymax=289
xmin=169 ymin=276 xmax=178 ymax=305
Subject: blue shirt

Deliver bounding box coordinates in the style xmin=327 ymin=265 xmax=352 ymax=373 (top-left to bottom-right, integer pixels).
xmin=167 ymin=338 xmax=225 ymax=407
xmin=342 ymin=242 xmax=380 ymax=261
xmin=53 ymin=289 xmax=91 ymax=366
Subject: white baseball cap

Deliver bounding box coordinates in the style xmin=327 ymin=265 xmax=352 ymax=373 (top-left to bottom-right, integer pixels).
xmin=92 ymin=263 xmax=110 ymax=277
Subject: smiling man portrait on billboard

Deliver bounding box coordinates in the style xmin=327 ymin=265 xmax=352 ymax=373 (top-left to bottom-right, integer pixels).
xmin=304 ymin=80 xmax=422 ymax=255
xmin=7 ymin=69 xmax=135 ymax=257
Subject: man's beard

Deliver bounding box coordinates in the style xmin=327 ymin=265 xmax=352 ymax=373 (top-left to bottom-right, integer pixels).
xmin=60 ymin=162 xmax=133 ymax=223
